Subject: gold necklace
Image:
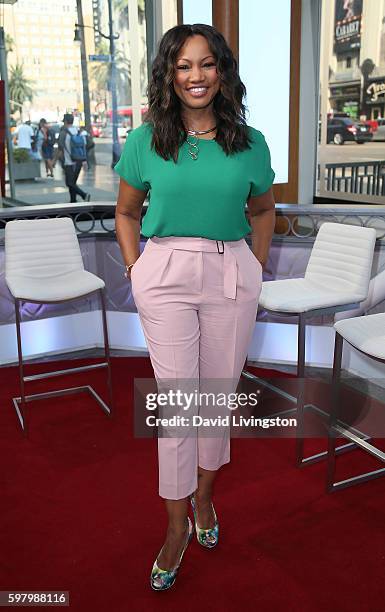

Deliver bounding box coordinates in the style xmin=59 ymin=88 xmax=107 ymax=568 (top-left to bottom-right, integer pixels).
xmin=186 ymin=125 xmax=217 ymax=160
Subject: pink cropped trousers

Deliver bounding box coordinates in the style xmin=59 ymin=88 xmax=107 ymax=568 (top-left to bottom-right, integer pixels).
xmin=130 ymin=235 xmax=262 ymax=500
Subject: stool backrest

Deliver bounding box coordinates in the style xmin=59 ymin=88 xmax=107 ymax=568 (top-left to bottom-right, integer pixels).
xmin=5 ymin=218 xmax=84 ymax=280
xmin=305 ymin=222 xmax=376 ymax=300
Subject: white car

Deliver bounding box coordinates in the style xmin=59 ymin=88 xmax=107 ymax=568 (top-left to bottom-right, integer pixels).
xmin=102 ymin=125 xmax=130 ymax=139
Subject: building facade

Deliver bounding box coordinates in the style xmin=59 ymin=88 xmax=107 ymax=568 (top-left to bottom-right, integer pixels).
xmin=3 ymin=0 xmax=95 ymax=122
xmin=324 ymin=0 xmax=385 ymax=120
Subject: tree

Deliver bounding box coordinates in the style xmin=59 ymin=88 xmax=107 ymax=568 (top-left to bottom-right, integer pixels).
xmin=8 ymin=62 xmax=35 ymax=113
xmin=113 ymin=0 xmax=145 ymax=26
xmin=90 ymin=40 xmax=131 ymax=101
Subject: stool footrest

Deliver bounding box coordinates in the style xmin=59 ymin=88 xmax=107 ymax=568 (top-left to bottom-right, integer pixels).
xmin=241 ymin=369 xmax=297 ymax=405
xmin=242 ymin=369 xmax=375 ymax=467
xmin=298 ymin=439 xmax=370 ymax=465
xmin=330 ymin=467 xmax=385 ymax=491
xmin=13 ymin=384 xmax=111 ymax=431
xmin=24 ymin=362 xmax=108 ymax=382
xmin=333 ymin=424 xmax=385 ymax=462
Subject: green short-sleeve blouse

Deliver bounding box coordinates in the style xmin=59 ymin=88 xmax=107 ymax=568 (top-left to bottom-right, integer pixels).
xmin=114 ymin=122 xmax=275 ymax=241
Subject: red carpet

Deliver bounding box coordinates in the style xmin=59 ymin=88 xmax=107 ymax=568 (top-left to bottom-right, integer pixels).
xmin=1 ymin=357 xmax=385 ymax=611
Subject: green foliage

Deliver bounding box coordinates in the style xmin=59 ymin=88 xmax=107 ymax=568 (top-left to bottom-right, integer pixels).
xmin=8 ymin=63 xmax=35 ymax=112
xmin=13 ymin=148 xmax=32 ymax=163
xmin=113 ymin=0 xmax=145 ymax=25
xmin=90 ymin=41 xmax=131 ymax=92
xmin=113 ymin=0 xmax=144 ymax=13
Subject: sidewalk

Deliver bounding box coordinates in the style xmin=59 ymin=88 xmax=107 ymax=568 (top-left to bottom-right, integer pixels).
xmin=3 ymin=140 xmax=120 ymax=207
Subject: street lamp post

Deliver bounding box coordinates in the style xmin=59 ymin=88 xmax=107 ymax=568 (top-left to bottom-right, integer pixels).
xmin=74 ymin=0 xmax=121 ymax=167
xmin=0 ymin=26 xmax=15 ymax=200
xmin=107 ymin=0 xmax=120 ymax=166
xmin=75 ymin=0 xmax=95 ymax=166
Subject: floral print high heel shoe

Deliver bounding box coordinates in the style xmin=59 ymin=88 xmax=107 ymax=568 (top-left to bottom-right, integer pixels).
xmin=190 ymin=495 xmax=219 ymax=549
xmin=150 ymin=516 xmax=194 ymax=591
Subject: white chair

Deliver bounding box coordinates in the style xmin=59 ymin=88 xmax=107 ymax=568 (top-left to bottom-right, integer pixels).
xmin=242 ymin=222 xmax=376 ymax=467
xmin=5 ymin=217 xmax=114 ymax=433
xmin=327 ymin=313 xmax=385 ymax=491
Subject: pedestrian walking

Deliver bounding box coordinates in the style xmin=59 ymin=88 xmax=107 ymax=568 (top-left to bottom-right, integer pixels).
xmin=13 ymin=120 xmax=35 ymax=158
xmin=57 ymin=113 xmax=90 ymax=203
xmin=79 ymin=125 xmax=95 ymax=170
xmin=37 ymin=118 xmax=55 ymax=178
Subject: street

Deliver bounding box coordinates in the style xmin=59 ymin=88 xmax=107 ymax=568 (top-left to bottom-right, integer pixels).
xmin=318 ymin=140 xmax=385 ymax=163
xmin=6 ymin=137 xmax=123 ymax=206
xmin=91 ymin=137 xmax=127 ymax=167
xmin=4 ymin=137 xmax=385 ymax=207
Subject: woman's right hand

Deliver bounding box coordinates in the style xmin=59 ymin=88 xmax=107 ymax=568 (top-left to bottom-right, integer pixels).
xmin=115 ymin=177 xmax=148 ymax=284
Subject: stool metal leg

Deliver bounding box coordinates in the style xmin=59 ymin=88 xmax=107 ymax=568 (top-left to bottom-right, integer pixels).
xmin=100 ymin=289 xmax=114 ymax=416
xmin=296 ymin=313 xmax=307 ymax=465
xmin=11 ymin=291 xmax=113 ymax=434
xmin=326 ymin=332 xmax=385 ymax=491
xmin=242 ymin=303 xmax=373 ymax=480
xmin=326 ymin=332 xmax=343 ymax=491
xmin=297 ymin=312 xmax=306 ymax=379
xmin=14 ymin=299 xmax=27 ymax=434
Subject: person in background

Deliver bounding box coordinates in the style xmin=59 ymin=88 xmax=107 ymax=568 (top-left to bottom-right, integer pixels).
xmin=13 ymin=120 xmax=35 ymax=158
xmin=57 ymin=113 xmax=90 ymax=203
xmin=37 ymin=118 xmax=55 ymax=178
xmin=79 ymin=124 xmax=95 ymax=170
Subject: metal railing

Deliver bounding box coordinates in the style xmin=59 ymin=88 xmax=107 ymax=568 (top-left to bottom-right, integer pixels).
xmin=1 ymin=202 xmax=385 ymax=242
xmin=318 ymin=161 xmax=385 ymax=196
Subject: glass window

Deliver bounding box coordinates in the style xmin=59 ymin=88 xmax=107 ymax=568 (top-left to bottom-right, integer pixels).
xmin=317 ymin=0 xmax=385 ymax=204
xmin=4 ymin=0 xmax=177 ymax=208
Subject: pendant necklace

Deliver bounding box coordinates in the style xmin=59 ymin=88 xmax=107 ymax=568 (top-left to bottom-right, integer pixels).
xmin=186 ymin=125 xmax=217 ymax=160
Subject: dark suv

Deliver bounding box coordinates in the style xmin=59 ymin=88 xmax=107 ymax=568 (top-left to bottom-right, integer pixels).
xmin=327 ymin=118 xmax=373 ymax=145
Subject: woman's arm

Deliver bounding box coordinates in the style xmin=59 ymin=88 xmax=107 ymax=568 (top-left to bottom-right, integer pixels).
xmin=246 ymin=187 xmax=276 ymax=269
xmin=115 ymin=177 xmax=148 ymax=278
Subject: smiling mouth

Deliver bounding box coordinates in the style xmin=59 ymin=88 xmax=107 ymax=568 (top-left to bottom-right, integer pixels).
xmin=187 ymin=87 xmax=209 ymax=97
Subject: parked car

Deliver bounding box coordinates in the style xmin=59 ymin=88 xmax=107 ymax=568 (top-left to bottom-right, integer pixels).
xmin=372 ymin=118 xmax=385 ymax=142
xmin=328 ymin=112 xmax=350 ymax=119
xmin=101 ymin=124 xmax=130 ymax=139
xmin=327 ymin=117 xmax=373 ymax=144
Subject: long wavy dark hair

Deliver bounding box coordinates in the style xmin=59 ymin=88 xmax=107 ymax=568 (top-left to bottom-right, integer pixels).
xmin=143 ymin=24 xmax=252 ymax=163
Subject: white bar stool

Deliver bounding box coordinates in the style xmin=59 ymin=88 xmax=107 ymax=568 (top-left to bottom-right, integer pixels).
xmin=5 ymin=217 xmax=114 ymax=434
xmin=242 ymin=222 xmax=376 ymax=467
xmin=327 ymin=313 xmax=385 ymax=491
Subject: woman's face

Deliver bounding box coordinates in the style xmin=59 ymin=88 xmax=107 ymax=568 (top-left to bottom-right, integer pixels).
xmin=173 ymin=34 xmax=220 ymax=113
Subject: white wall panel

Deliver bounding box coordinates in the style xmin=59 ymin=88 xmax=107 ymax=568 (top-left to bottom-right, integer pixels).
xmin=239 ymin=0 xmax=291 ymax=184
xmin=182 ymin=0 xmax=212 ymax=25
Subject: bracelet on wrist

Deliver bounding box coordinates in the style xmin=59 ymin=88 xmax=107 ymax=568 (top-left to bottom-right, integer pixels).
xmin=124 ymin=263 xmax=135 ymax=279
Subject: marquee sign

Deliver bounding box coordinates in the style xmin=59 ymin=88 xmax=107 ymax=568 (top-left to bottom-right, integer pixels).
xmin=334 ymin=0 xmax=362 ymax=53
xmin=365 ymin=79 xmax=385 ymax=104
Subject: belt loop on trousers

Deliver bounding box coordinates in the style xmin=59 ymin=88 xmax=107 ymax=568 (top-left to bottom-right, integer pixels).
xmin=216 ymin=240 xmax=224 ymax=255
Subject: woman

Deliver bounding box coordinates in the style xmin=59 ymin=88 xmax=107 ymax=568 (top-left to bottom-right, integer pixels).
xmin=37 ymin=118 xmax=55 ymax=177
xmin=114 ymin=23 xmax=276 ymax=591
